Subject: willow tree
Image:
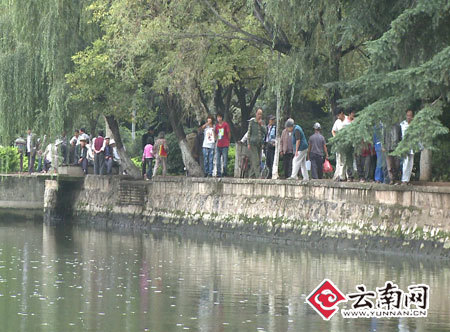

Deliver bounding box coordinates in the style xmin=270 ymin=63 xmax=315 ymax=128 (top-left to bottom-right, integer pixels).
xmin=0 ymin=0 xmax=99 ymax=144
xmin=332 ymin=0 xmax=450 ymax=179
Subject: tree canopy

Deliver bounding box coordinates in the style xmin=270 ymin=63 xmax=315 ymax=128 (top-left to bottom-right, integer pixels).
xmin=0 ymin=0 xmax=448 ymax=179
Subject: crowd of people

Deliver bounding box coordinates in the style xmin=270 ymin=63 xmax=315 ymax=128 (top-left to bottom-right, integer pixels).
xmin=14 ymin=128 xmax=122 ymax=175
xmin=197 ymin=107 xmax=417 ymax=185
xmin=13 ymin=108 xmax=417 ymax=185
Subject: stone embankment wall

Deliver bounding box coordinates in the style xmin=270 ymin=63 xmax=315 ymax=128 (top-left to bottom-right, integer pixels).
xmin=0 ymin=175 xmax=46 ymax=218
xmin=70 ymin=176 xmax=450 ymax=257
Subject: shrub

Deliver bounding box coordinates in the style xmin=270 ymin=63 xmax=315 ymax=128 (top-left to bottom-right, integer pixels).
xmin=0 ymin=147 xmax=20 ymax=173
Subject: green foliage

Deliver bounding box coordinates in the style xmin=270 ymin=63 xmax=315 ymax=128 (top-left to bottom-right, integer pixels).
xmin=0 ymin=0 xmax=100 ymax=144
xmin=0 ymin=147 xmax=19 ymax=173
xmin=226 ymin=144 xmax=236 ymax=176
xmin=432 ymin=135 xmax=450 ymax=181
xmin=131 ymin=156 xmax=142 ymax=170
xmin=166 ymin=133 xmax=184 ymax=175
xmin=333 ymin=0 xmax=450 ymax=157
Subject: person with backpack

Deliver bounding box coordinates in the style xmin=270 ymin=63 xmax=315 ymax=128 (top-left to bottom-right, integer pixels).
xmin=153 ymin=132 xmax=169 ymax=176
xmin=92 ymin=130 xmax=106 ymax=175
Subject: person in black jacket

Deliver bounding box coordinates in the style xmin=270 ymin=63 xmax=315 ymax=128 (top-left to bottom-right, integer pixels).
xmin=78 ymin=138 xmax=89 ymax=175
xmin=141 ymin=127 xmax=154 ymax=176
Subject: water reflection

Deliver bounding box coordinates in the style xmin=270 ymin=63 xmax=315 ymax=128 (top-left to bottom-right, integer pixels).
xmin=0 ymin=220 xmax=448 ymax=331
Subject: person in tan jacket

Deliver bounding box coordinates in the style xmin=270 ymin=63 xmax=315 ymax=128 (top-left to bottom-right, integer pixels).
xmin=280 ymin=118 xmax=294 ymax=179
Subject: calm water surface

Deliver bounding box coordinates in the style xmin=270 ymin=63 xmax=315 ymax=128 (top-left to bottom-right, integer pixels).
xmin=0 ymin=219 xmax=449 ymax=332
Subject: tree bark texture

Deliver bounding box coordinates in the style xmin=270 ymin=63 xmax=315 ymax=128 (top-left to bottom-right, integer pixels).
xmin=105 ymin=115 xmax=141 ymax=179
xmin=165 ymin=91 xmax=203 ymax=177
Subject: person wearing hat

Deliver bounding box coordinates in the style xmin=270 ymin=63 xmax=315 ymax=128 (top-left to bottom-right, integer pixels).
xmin=307 ymin=122 xmax=329 ymax=179
xmin=141 ymin=127 xmax=155 ymax=177
xmin=264 ymin=115 xmax=277 ymax=178
xmin=78 ymin=137 xmax=89 ymax=175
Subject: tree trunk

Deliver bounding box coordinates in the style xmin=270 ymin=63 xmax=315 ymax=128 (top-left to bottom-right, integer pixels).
xmin=272 ymin=58 xmax=282 ymax=179
xmin=165 ymin=91 xmax=203 ymax=177
xmin=105 ymin=115 xmax=141 ymax=178
xmin=419 ymin=148 xmax=432 ymax=181
xmin=234 ymin=83 xmax=263 ymax=139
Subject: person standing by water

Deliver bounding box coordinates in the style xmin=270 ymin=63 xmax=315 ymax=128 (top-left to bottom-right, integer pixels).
xmin=373 ymin=124 xmax=385 ymax=183
xmin=280 ymin=119 xmax=294 ymax=179
xmin=153 ymin=132 xmax=169 ymax=177
xmin=265 ymin=115 xmax=276 ymax=178
xmin=400 ymin=109 xmax=415 ymax=185
xmin=142 ymin=138 xmax=154 ymax=180
xmin=214 ymin=113 xmax=231 ymax=177
xmin=307 ymin=122 xmax=328 ymax=179
xmin=200 ymin=115 xmax=215 ymax=177
xmin=78 ymin=137 xmax=89 ymax=175
xmin=104 ymin=137 xmax=114 ymax=175
xmin=36 ymin=136 xmax=47 ymax=173
xmin=331 ymin=110 xmax=347 ymax=181
xmin=288 ymin=119 xmax=309 ymax=181
xmin=26 ymin=128 xmax=37 ymax=173
xmin=14 ymin=135 xmax=26 ymax=173
xmin=247 ymin=108 xmax=266 ymax=178
xmin=141 ymin=127 xmax=155 ymax=177
xmin=92 ymin=130 xmax=106 ymax=175
xmin=383 ymin=121 xmax=402 ymax=185
xmin=69 ymin=129 xmax=80 ymax=165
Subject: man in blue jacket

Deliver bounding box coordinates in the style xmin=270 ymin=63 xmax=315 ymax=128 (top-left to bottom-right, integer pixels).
xmin=286 ymin=119 xmax=309 ymax=180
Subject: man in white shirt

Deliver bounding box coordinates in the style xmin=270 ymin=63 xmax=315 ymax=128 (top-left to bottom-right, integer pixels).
xmin=400 ymin=110 xmax=414 ymax=184
xmin=331 ymin=110 xmax=347 ymax=181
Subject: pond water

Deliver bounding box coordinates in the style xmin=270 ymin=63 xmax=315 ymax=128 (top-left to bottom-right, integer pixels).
xmin=0 ymin=219 xmax=449 ymax=332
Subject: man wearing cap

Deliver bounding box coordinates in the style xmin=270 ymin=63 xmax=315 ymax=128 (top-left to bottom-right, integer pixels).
xmin=141 ymin=127 xmax=155 ymax=177
xmin=265 ymin=115 xmax=277 ymax=178
xmin=287 ymin=119 xmax=309 ymax=181
xmin=307 ymin=122 xmax=329 ymax=179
